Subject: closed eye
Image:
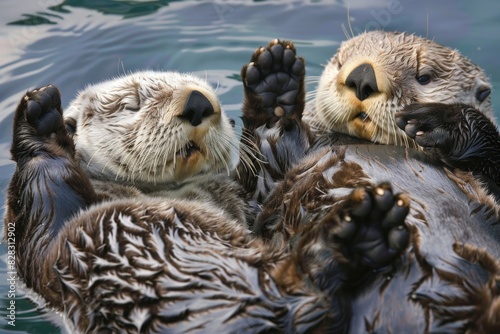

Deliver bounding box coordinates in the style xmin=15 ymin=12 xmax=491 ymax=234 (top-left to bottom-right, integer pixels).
xmin=121 ymin=94 xmax=141 ymax=112
xmin=124 ymin=105 xmax=140 ymax=112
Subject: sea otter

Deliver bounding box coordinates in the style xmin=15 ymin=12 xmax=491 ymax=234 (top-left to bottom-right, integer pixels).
xmin=62 ymin=71 xmax=252 ymax=225
xmin=238 ymin=35 xmax=500 ymax=332
xmin=5 ymin=81 xmax=412 ymax=333
xmin=4 ymin=32 xmax=500 ymax=333
xmin=302 ymin=30 xmax=500 ymax=190
xmin=306 ymin=31 xmax=494 ymax=146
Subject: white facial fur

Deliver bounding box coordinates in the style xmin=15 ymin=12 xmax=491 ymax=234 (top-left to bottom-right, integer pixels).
xmin=64 ymin=71 xmax=238 ymax=189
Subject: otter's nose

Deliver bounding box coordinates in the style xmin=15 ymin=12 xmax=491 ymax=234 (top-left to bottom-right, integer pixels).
xmin=181 ymin=90 xmax=214 ymax=127
xmin=345 ymin=63 xmax=379 ymax=101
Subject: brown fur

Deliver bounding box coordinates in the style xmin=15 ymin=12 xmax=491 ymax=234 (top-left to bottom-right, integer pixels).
xmin=5 ymin=85 xmax=333 ymax=333
xmin=237 ymin=37 xmax=500 ymax=332
xmin=6 ymin=34 xmax=500 ymax=333
xmin=306 ymin=31 xmax=494 ymax=147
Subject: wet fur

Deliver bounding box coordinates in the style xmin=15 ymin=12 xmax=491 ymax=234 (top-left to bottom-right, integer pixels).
xmin=6 ymin=83 xmax=416 ymax=333
xmin=396 ymin=103 xmax=500 ymax=196
xmin=238 ymin=37 xmax=500 ymax=332
xmin=5 ymin=86 xmax=331 ymax=333
xmin=306 ymin=31 xmax=494 ymax=147
xmin=5 ymin=33 xmax=500 ymax=333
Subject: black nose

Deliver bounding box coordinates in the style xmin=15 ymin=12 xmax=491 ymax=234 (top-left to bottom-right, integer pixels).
xmin=181 ymin=90 xmax=214 ymax=127
xmin=345 ymin=63 xmax=379 ymax=101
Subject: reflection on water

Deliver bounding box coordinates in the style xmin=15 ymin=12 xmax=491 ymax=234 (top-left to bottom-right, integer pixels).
xmin=8 ymin=0 xmax=185 ymax=25
xmin=1 ymin=0 xmax=500 ymax=332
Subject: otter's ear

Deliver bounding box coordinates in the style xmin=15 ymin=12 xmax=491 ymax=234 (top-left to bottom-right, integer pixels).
xmin=474 ymin=77 xmax=492 ymax=103
xmin=65 ymin=117 xmax=77 ymax=137
xmin=476 ymin=86 xmax=491 ymax=103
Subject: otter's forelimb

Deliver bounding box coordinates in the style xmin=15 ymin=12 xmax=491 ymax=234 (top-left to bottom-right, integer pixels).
xmin=237 ymin=39 xmax=312 ymax=209
xmin=4 ymin=85 xmax=97 ymax=288
xmin=396 ymin=103 xmax=500 ymax=198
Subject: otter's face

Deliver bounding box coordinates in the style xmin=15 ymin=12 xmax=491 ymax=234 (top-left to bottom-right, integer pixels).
xmin=64 ymin=71 xmax=238 ymax=187
xmin=314 ymin=31 xmax=493 ymax=146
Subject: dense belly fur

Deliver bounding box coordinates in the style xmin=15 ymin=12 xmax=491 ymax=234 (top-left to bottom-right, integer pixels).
xmin=254 ymin=144 xmax=500 ymax=332
xmin=6 ymin=35 xmax=500 ymax=333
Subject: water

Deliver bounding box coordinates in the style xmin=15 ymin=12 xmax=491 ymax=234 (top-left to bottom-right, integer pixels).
xmin=0 ymin=0 xmax=499 ymax=332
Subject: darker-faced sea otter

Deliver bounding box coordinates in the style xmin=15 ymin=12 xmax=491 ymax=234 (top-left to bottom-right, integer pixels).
xmin=240 ymin=33 xmax=500 ymax=333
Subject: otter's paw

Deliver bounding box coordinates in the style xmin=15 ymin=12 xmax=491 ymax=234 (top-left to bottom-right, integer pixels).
xmin=241 ymin=39 xmax=305 ymax=127
xmin=396 ymin=103 xmax=500 ymax=165
xmin=20 ymin=85 xmax=63 ymax=136
xmin=395 ymin=103 xmax=464 ymax=150
xmin=331 ymin=183 xmax=410 ymax=268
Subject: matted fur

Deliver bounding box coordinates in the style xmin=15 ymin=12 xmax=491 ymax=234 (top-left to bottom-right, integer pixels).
xmin=5 ymin=33 xmax=500 ymax=334
xmin=238 ymin=37 xmax=500 ymax=332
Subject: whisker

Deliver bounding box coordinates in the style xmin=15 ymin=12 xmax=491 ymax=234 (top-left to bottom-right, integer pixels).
xmin=305 ymin=76 xmax=322 ymax=83
xmin=150 ymin=134 xmax=167 ymax=184
xmin=347 ymin=5 xmax=354 ymax=39
xmin=86 ymin=138 xmax=113 ymax=168
xmin=136 ymin=133 xmax=156 ymax=183
xmin=341 ymin=23 xmax=349 ymax=40
xmin=92 ymin=134 xmax=134 ymax=181
xmin=376 ymin=108 xmax=386 ymax=144
xmin=232 ymin=131 xmax=265 ymax=176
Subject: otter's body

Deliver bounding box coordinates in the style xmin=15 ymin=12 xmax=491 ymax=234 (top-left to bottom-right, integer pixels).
xmin=256 ymin=144 xmax=500 ymax=333
xmin=63 ymin=70 xmax=251 ymax=225
xmin=238 ymin=37 xmax=500 ymax=332
xmin=5 ymin=33 xmax=500 ymax=333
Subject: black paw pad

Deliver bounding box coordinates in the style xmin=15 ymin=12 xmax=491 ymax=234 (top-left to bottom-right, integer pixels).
xmin=25 ymin=85 xmax=63 ymax=136
xmin=333 ymin=184 xmax=410 ymax=268
xmin=395 ymin=103 xmax=463 ymax=148
xmin=242 ymin=39 xmax=305 ymax=120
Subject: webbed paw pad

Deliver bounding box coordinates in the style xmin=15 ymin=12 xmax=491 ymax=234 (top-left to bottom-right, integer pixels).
xmin=242 ymin=39 xmax=305 ymax=121
xmin=333 ymin=183 xmax=410 ymax=268
xmin=24 ymin=85 xmax=63 ymax=136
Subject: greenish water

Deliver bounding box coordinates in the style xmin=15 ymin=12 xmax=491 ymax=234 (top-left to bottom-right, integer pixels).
xmin=0 ymin=0 xmax=500 ymax=332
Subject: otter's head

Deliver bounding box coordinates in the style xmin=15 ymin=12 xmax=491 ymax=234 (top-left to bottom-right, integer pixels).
xmin=313 ymin=30 xmax=493 ymax=146
xmin=64 ymin=71 xmax=238 ymax=188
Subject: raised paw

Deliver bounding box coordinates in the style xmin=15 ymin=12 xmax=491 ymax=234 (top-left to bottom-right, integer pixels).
xmin=395 ymin=103 xmax=500 ymax=170
xmin=241 ymin=39 xmax=305 ymax=127
xmin=331 ymin=183 xmax=410 ymax=268
xmin=21 ymin=85 xmax=63 ymax=136
xmin=11 ymin=84 xmax=71 ymax=161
